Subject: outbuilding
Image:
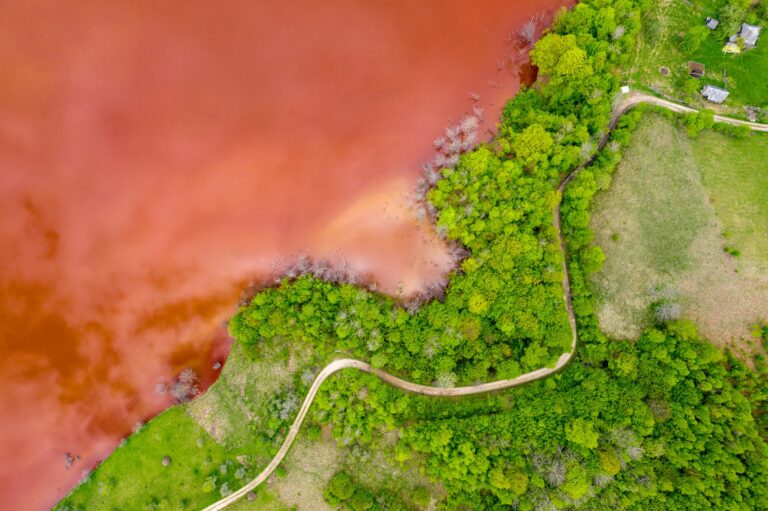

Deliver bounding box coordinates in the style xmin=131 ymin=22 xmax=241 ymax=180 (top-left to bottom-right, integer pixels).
xmin=687 ymin=61 xmax=705 ymax=78
xmin=739 ymin=23 xmax=761 ymax=48
xmin=701 ymin=85 xmax=729 ymax=104
xmin=706 ymin=17 xmax=719 ymax=30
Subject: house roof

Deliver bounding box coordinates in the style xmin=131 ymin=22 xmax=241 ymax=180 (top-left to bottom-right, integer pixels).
xmin=706 ymin=17 xmax=719 ymax=30
xmin=739 ymin=23 xmax=761 ymax=46
xmin=701 ymin=85 xmax=729 ymax=103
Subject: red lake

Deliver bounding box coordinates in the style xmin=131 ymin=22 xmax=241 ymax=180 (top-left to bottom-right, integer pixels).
xmin=0 ymin=0 xmax=570 ymax=508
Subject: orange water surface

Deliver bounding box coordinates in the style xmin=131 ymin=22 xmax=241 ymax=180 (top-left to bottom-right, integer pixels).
xmin=0 ymin=1 xmax=570 ymax=508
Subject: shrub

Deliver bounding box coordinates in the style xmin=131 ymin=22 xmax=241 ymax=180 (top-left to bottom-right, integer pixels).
xmin=325 ymin=471 xmax=354 ymax=504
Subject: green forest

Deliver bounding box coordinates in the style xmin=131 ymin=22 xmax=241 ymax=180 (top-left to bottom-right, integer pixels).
xmin=56 ymin=1 xmax=768 ymax=510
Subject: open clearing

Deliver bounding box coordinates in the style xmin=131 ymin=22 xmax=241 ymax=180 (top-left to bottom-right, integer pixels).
xmin=590 ymin=113 xmax=768 ymax=347
xmin=268 ymin=434 xmax=341 ymax=511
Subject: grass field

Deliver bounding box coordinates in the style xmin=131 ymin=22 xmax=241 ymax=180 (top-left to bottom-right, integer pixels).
xmin=628 ymin=0 xmax=768 ymax=113
xmin=590 ymin=113 xmax=768 ymax=347
xmin=55 ymin=406 xmax=251 ymax=510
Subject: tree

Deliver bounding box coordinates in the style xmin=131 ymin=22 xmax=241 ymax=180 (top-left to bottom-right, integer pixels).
xmin=531 ymin=34 xmax=579 ymax=75
xmin=348 ymin=488 xmax=374 ymax=511
xmin=531 ymin=34 xmax=593 ymax=79
xmin=685 ymin=109 xmax=714 ymax=137
xmin=562 ymin=464 xmax=591 ymax=500
xmin=555 ymin=46 xmax=593 ymax=78
xmin=580 ymin=245 xmax=605 ymax=273
xmin=468 ymin=293 xmax=489 ymax=315
xmin=565 ymin=418 xmax=599 ymax=449
xmin=518 ymin=17 xmax=539 ymax=46
xmin=325 ymin=471 xmax=354 ymax=504
xmin=513 ymin=124 xmax=554 ymax=167
xmin=653 ymin=301 xmax=682 ymax=323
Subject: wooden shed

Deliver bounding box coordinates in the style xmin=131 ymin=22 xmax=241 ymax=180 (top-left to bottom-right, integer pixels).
xmin=687 ymin=61 xmax=705 ymax=78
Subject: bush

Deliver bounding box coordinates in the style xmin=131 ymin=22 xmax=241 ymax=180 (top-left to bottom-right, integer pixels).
xmin=325 ymin=471 xmax=354 ymax=504
xmin=713 ymin=122 xmax=752 ymax=139
xmin=685 ymin=110 xmax=715 ymax=138
xmin=411 ymin=486 xmax=431 ymax=508
xmin=348 ymin=488 xmax=374 ymax=511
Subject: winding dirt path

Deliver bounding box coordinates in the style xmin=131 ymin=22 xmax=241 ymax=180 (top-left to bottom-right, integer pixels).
xmin=202 ymin=91 xmax=767 ymax=511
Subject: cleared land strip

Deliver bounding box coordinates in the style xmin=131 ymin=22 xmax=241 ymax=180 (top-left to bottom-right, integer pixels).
xmin=202 ymin=91 xmax=767 ymax=511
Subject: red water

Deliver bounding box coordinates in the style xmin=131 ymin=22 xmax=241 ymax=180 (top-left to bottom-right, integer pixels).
xmin=0 ymin=1 xmax=569 ymax=508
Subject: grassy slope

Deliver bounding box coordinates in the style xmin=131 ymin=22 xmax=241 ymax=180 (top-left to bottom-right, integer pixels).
xmin=590 ymin=113 xmax=768 ymax=345
xmin=56 ymin=342 xmax=301 ymax=511
xmin=629 ymin=0 xmax=768 ymax=111
xmin=55 ymin=406 xmax=282 ymax=511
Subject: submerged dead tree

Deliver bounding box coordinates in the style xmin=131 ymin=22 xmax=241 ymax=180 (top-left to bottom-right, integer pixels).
xmin=156 ymin=368 xmax=200 ymax=403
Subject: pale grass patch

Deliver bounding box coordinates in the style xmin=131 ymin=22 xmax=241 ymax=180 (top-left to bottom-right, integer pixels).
xmin=591 ymin=114 xmax=768 ymax=349
xmin=186 ymin=341 xmax=296 ymax=445
xmin=269 ymin=435 xmax=342 ymax=511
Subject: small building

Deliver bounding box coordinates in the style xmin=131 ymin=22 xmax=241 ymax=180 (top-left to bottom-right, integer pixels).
xmin=722 ymin=42 xmax=741 ymax=54
xmin=687 ymin=61 xmax=705 ymax=78
xmin=739 ymin=23 xmax=761 ymax=48
xmin=702 ymin=84 xmax=729 ymax=104
xmin=706 ymin=17 xmax=719 ymax=30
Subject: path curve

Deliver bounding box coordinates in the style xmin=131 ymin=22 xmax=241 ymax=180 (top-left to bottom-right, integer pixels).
xmin=202 ymin=90 xmax=767 ymax=511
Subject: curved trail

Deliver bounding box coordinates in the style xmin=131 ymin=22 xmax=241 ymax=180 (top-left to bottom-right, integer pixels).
xmin=202 ymin=91 xmax=767 ymax=511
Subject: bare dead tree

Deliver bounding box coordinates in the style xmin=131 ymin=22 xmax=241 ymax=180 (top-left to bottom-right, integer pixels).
xmin=519 ymin=17 xmax=539 ymax=46
xmin=545 ymin=458 xmax=566 ymax=487
xmin=170 ymin=368 xmax=200 ymax=403
xmin=654 ymin=302 xmax=683 ymax=323
xmin=155 ymin=381 xmax=169 ymax=396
